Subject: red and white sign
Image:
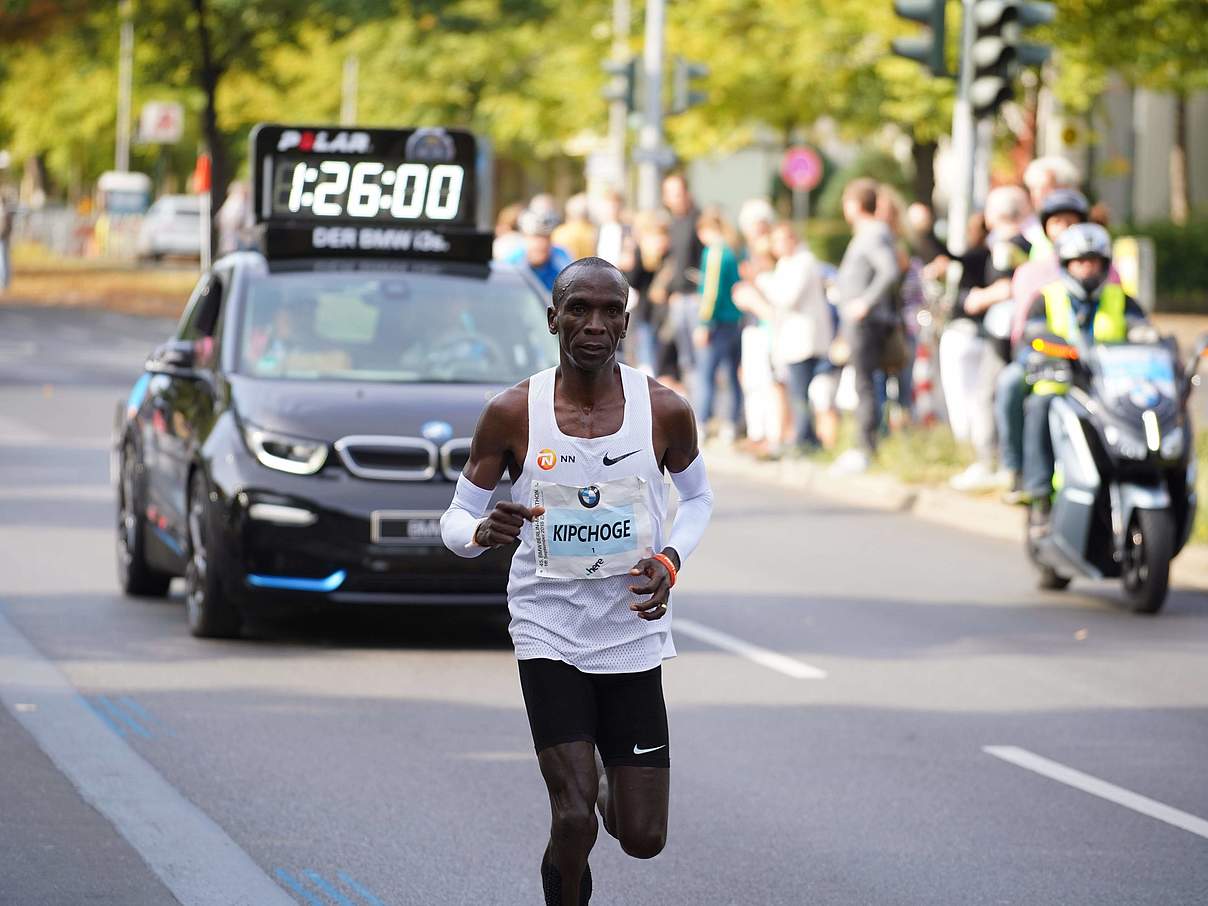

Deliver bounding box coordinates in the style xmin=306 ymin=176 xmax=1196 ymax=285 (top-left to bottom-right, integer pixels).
xmin=139 ymin=101 xmax=184 ymax=144
xmin=781 ymin=146 xmax=823 ymax=192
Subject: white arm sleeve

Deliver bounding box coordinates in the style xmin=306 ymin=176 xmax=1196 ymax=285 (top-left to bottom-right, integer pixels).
xmin=666 ymin=453 xmax=713 ymax=564
xmin=441 ymin=474 xmax=494 ymax=558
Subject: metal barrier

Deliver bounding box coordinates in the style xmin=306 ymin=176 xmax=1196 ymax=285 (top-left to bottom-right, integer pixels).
xmin=11 ymin=207 xmax=145 ymax=260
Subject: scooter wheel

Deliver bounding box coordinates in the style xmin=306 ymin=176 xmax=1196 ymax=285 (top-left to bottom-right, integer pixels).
xmin=1123 ymin=509 xmax=1174 ymax=615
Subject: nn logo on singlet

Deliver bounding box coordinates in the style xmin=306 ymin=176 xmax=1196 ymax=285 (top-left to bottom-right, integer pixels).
xmin=536 ymin=448 xmax=575 ymax=470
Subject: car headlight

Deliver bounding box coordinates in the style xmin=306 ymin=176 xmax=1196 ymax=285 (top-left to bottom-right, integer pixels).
xmin=242 ymin=423 xmax=328 ymax=475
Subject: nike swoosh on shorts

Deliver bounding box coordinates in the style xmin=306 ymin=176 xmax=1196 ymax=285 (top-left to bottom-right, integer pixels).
xmin=603 ymin=450 xmax=640 ymax=466
xmin=633 ymin=744 xmax=667 ymax=755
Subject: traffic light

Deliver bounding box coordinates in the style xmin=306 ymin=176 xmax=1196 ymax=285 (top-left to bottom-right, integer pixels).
xmin=891 ymin=0 xmax=947 ymax=78
xmin=602 ymin=57 xmax=637 ymax=113
xmin=671 ymin=57 xmax=709 ymax=115
xmin=970 ymin=0 xmax=1054 ymax=117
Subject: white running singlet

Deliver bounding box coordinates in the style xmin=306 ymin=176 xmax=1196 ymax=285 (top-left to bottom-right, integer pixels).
xmin=507 ymin=364 xmax=674 ymax=674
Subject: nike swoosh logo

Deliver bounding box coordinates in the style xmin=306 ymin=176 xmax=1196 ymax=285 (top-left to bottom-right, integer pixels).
xmin=603 ymin=450 xmax=640 ymax=467
xmin=632 ymin=744 xmax=667 ymax=755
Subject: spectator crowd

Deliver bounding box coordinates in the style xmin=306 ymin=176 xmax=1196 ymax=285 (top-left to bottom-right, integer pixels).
xmin=496 ymin=155 xmax=1119 ymax=498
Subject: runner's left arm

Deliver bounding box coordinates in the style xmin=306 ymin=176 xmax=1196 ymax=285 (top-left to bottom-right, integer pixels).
xmin=628 ymin=386 xmax=713 ymax=620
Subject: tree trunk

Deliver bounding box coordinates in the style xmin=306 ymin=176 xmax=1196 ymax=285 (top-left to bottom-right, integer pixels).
xmin=1170 ymin=92 xmax=1189 ymax=226
xmin=192 ymin=0 xmax=227 ymax=248
xmin=911 ymin=139 xmax=936 ymax=208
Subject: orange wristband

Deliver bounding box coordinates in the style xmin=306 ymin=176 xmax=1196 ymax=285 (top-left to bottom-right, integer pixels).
xmin=652 ymin=552 xmax=678 ymax=587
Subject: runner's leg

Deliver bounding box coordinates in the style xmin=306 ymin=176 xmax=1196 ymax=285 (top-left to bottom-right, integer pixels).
xmin=519 ymin=660 xmax=600 ymax=904
xmin=538 ymin=741 xmax=600 ymax=904
xmin=603 ymin=766 xmax=669 ymax=859
xmin=593 ymin=666 xmax=670 ymax=859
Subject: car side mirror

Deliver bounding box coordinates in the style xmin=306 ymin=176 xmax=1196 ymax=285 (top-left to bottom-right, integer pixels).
xmin=148 ymin=339 xmax=196 ymax=375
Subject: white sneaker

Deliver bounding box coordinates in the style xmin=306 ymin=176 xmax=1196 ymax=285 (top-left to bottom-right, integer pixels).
xmin=829 ymin=449 xmax=870 ymax=475
xmin=718 ymin=423 xmax=737 ymax=446
xmin=949 ymin=461 xmax=997 ymax=492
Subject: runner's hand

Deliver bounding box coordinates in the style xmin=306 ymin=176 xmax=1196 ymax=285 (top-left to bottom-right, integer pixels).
xmin=474 ymin=502 xmax=545 ymax=548
xmin=628 ymin=557 xmax=672 ymax=621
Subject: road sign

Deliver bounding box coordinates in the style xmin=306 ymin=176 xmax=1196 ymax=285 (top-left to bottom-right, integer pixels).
xmin=139 ymin=101 xmax=184 ymax=144
xmin=781 ymin=146 xmax=823 ymax=192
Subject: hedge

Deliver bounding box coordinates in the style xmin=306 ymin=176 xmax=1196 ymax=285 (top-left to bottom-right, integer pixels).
xmin=1122 ymin=217 xmax=1208 ymax=313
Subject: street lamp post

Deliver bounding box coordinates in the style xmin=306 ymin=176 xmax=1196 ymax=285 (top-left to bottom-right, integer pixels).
xmin=340 ymin=55 xmax=359 ymax=126
xmin=636 ymin=0 xmax=665 ymax=211
xmin=115 ymin=0 xmax=134 ymax=172
xmin=608 ymin=0 xmax=631 ymax=194
xmin=947 ymin=0 xmax=978 ymax=257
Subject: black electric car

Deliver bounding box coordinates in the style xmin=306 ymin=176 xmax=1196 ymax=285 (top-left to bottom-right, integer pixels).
xmin=114 ymin=125 xmax=556 ymax=637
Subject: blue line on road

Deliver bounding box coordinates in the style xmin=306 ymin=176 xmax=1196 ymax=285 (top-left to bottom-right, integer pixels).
xmin=96 ymin=695 xmax=152 ymax=738
xmin=304 ymin=871 xmax=356 ymax=906
xmin=275 ymin=869 xmax=325 ymax=906
xmin=82 ymin=698 xmax=125 ymax=737
xmin=338 ymin=872 xmax=387 ymax=906
xmin=117 ymin=695 xmax=174 ymax=736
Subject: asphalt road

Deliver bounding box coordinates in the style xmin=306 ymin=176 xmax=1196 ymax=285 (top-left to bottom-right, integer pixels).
xmin=2 ymin=304 xmax=1207 ymax=906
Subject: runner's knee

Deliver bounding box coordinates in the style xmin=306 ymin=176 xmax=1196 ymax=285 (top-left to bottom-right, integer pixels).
xmin=620 ymin=826 xmax=665 ymax=859
xmin=551 ymin=800 xmax=598 ymax=850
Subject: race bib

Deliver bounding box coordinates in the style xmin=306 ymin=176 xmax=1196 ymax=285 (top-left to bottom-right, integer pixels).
xmin=531 ymin=477 xmax=653 ymax=580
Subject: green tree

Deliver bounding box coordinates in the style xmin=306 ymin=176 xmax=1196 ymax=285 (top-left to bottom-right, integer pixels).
xmin=1050 ymin=0 xmax=1208 ymax=223
xmin=0 ymin=6 xmax=199 ymax=198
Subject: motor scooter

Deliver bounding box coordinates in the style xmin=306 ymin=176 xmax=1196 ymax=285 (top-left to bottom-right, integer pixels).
xmin=1021 ymin=328 xmax=1206 ymax=613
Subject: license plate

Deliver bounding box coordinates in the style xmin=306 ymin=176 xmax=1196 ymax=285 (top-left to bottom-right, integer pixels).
xmin=370 ymin=510 xmax=444 ymax=545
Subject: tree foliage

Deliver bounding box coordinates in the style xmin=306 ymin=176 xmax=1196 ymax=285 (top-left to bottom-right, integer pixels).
xmin=1 ymin=0 xmax=1204 ymax=202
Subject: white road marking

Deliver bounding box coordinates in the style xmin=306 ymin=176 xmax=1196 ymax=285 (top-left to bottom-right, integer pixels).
xmin=0 ymin=414 xmax=111 ymax=450
xmin=0 ymin=608 xmax=295 ymax=906
xmin=984 ymin=745 xmax=1208 ymax=841
xmin=675 ymin=617 xmax=828 ymax=679
xmin=0 ymin=484 xmax=113 ymax=501
xmin=0 ymin=340 xmax=37 ymax=358
xmin=0 ymin=413 xmax=52 ymax=443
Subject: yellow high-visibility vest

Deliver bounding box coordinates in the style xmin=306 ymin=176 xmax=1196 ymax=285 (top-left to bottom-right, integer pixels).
xmin=1033 ymin=282 xmax=1127 ymax=395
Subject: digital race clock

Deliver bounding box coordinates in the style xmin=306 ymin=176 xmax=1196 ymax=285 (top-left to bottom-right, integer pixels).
xmin=250 ymin=124 xmax=480 ymax=228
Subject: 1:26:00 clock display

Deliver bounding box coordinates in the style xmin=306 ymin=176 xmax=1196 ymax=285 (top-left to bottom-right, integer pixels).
xmin=271 ymin=156 xmax=467 ymax=223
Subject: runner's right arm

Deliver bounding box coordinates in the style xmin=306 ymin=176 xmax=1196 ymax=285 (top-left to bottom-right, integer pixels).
xmin=440 ymin=384 xmax=544 ymax=556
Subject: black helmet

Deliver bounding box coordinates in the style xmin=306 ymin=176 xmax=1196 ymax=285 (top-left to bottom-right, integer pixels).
xmin=1039 ymin=188 xmax=1089 ymax=229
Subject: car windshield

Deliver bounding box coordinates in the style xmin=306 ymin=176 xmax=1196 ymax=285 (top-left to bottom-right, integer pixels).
xmin=237 ymin=270 xmax=557 ymax=383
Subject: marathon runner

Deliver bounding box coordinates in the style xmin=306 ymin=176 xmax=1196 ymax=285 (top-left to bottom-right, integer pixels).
xmin=441 ymin=257 xmax=713 ymax=904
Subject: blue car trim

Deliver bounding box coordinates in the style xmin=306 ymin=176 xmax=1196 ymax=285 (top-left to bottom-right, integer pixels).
xmin=246 ymin=570 xmax=347 ymax=592
xmin=126 ymin=372 xmax=152 ymax=416
xmin=149 ymin=524 xmax=185 ymax=556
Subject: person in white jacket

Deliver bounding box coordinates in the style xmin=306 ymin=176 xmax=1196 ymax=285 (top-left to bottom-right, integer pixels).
xmin=756 ymin=222 xmax=833 ymax=449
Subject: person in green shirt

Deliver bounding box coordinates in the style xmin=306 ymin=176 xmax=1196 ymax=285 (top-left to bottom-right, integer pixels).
xmin=693 ymin=208 xmax=744 ymax=442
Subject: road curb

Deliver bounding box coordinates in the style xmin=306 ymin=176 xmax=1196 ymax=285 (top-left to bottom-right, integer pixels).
xmin=706 ymin=444 xmax=1208 ymax=591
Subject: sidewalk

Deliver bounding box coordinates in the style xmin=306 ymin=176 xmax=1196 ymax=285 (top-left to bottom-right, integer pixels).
xmin=705 ymin=441 xmax=1208 ymax=592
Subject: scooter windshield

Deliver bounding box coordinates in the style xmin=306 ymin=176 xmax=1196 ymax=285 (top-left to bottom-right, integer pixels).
xmin=1093 ymin=344 xmax=1178 ymax=414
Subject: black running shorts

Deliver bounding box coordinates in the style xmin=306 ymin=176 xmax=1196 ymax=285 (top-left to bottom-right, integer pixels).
xmin=517 ymin=658 xmax=670 ymax=769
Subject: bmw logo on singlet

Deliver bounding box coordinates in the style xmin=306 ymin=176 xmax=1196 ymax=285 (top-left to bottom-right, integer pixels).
xmin=578 ymin=485 xmax=601 ymax=508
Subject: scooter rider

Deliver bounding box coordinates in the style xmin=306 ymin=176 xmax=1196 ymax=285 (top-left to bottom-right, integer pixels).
xmin=998 ymin=189 xmax=1094 ymax=502
xmin=1021 ymin=223 xmax=1148 ymax=535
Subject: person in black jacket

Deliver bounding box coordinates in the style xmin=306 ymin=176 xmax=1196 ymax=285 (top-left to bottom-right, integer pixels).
xmin=661 ymin=173 xmax=703 ymax=381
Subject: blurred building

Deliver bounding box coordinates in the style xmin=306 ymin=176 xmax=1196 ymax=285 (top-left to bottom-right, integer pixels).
xmin=1040 ymin=79 xmax=1208 ymax=224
